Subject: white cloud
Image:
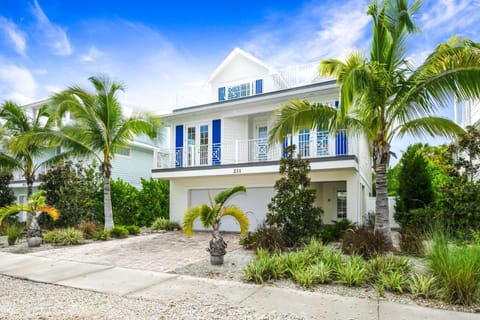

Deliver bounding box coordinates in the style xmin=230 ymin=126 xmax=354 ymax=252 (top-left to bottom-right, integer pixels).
xmin=0 ymin=64 xmax=37 ymax=104
xmin=81 ymin=46 xmax=103 ymax=62
xmin=242 ymin=0 xmax=370 ymax=67
xmin=31 ymin=0 xmax=72 ymax=56
xmin=419 ymin=0 xmax=480 ymax=39
xmin=0 ymin=17 xmax=27 ymax=56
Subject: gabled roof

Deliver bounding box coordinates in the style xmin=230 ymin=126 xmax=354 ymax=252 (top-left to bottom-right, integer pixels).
xmin=208 ymin=48 xmax=275 ymax=83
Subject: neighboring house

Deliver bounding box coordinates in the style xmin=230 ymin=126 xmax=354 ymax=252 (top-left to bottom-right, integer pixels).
xmin=455 ymin=99 xmax=480 ymax=128
xmin=152 ymin=48 xmax=373 ymax=231
xmin=3 ymin=99 xmax=160 ymax=205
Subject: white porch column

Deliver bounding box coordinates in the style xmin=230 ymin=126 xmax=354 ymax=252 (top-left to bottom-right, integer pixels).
xmin=346 ymin=175 xmax=361 ymax=224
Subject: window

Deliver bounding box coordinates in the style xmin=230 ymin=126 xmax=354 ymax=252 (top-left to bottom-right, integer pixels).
xmin=336 ymin=190 xmax=347 ymax=219
xmin=257 ymin=125 xmax=268 ymax=161
xmin=199 ymin=125 xmax=209 ymax=165
xmin=298 ymin=129 xmax=310 ymax=157
xmin=316 ymin=130 xmax=329 ymax=156
xmin=227 ymin=83 xmax=251 ymax=100
xmin=116 ymin=147 xmax=131 ymax=157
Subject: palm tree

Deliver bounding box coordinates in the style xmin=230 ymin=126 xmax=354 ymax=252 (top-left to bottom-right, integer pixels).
xmin=0 ymin=190 xmax=59 ymax=247
xmin=33 ymin=75 xmax=162 ymax=230
xmin=0 ymin=101 xmax=67 ymax=198
xmin=183 ymin=185 xmax=249 ymax=265
xmin=269 ymin=0 xmax=480 ymax=245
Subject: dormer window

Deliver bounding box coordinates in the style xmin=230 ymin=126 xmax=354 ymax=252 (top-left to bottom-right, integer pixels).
xmin=218 ymin=79 xmax=263 ymax=102
xmin=228 ymin=83 xmax=251 ymax=100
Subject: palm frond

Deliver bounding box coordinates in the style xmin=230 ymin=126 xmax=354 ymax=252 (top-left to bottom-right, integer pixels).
xmin=213 ymin=185 xmax=246 ymax=207
xmin=395 ymin=117 xmax=464 ymax=140
xmin=182 ymin=206 xmax=200 ymax=236
xmin=36 ymin=205 xmax=60 ymax=221
xmin=198 ymin=204 xmax=216 ymax=228
xmin=221 ymin=205 xmax=249 ymax=236
xmin=0 ymin=204 xmax=26 ymax=225
xmin=268 ymin=100 xmax=336 ymax=144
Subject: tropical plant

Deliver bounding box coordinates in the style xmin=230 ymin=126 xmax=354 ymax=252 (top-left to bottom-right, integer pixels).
xmin=426 ymin=230 xmax=480 ymax=305
xmin=0 ymin=190 xmax=59 ymax=246
xmin=151 ymin=217 xmax=180 ymax=231
xmin=0 ymin=172 xmax=15 ymax=208
xmin=183 ymin=185 xmax=249 ymax=265
xmin=23 ymin=75 xmax=161 ymax=230
xmin=268 ymin=0 xmax=480 ymax=245
xmin=0 ymin=101 xmax=67 ymax=198
xmin=6 ymin=223 xmax=24 ymax=245
xmin=109 ymin=225 xmax=129 ymax=238
xmin=266 ymin=145 xmax=323 ymax=246
xmin=39 ymin=161 xmax=102 ymax=228
xmin=42 ymin=228 xmax=84 ymax=245
xmin=136 ymin=178 xmax=169 ymax=226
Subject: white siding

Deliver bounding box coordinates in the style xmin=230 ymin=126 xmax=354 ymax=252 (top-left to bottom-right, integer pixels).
xmin=110 ymin=146 xmax=154 ymax=188
xmin=222 ymin=116 xmax=248 ymax=164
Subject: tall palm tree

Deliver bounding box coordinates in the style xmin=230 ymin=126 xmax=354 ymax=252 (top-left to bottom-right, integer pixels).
xmin=269 ymin=0 xmax=480 ymax=245
xmin=0 ymin=101 xmax=67 ymax=198
xmin=28 ymin=75 xmax=162 ymax=230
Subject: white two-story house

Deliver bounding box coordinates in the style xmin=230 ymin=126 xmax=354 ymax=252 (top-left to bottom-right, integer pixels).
xmin=153 ymin=48 xmax=373 ymax=231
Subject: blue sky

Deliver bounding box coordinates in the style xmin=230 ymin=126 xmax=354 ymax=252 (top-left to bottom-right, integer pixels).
xmin=0 ymin=0 xmax=479 ymax=156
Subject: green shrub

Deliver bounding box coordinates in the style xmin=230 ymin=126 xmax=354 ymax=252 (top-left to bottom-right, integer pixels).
xmin=292 ymin=266 xmax=317 ymax=288
xmin=342 ymin=226 xmax=390 ymax=259
xmin=39 ymin=161 xmax=102 ymax=228
xmin=242 ymin=249 xmax=279 ymax=284
xmin=311 ymin=261 xmax=333 ymax=284
xmin=77 ymin=221 xmax=101 ymax=239
xmin=151 ymin=217 xmax=180 ymax=231
xmin=109 ymin=225 xmax=129 ymax=239
xmin=399 ymin=228 xmax=425 ymax=256
xmin=336 ymin=256 xmax=367 ymax=287
xmin=367 ymin=254 xmax=412 ymax=282
xmin=240 ymin=223 xmax=284 ymax=253
xmin=320 ymin=219 xmax=355 ymax=243
xmin=125 ymin=225 xmax=140 ymax=235
xmin=379 ymin=270 xmax=408 ymax=293
xmin=111 ymin=179 xmax=139 ymax=226
xmin=43 ymin=228 xmax=84 ymax=245
xmin=394 ymin=207 xmax=435 ymax=233
xmin=136 ymin=178 xmax=169 ymax=226
xmin=426 ymin=232 xmax=480 ymax=305
xmin=6 ymin=224 xmax=24 ymax=245
xmin=266 ymin=146 xmax=323 ymax=246
xmin=92 ymin=230 xmax=110 ymax=241
xmin=0 ymin=172 xmax=15 ymax=209
xmin=409 ymin=274 xmax=438 ymax=299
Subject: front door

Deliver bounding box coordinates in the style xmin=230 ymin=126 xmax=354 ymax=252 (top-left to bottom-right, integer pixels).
xmin=186 ymin=124 xmax=209 ymax=166
xmin=257 ymin=125 xmax=268 ymax=161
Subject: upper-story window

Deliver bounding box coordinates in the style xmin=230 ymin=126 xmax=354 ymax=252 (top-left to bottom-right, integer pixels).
xmin=228 ymin=83 xmax=251 ymax=100
xmin=218 ymin=79 xmax=263 ymax=102
xmin=116 ymin=147 xmax=131 ymax=157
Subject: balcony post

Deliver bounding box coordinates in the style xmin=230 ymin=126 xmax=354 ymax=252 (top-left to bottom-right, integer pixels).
xmin=235 ymin=140 xmax=239 ymax=164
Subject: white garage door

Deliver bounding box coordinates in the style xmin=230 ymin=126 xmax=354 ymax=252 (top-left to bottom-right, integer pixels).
xmin=189 ymin=187 xmax=274 ymax=232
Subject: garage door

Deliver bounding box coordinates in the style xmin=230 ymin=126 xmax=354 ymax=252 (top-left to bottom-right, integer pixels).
xmin=189 ymin=187 xmax=274 ymax=232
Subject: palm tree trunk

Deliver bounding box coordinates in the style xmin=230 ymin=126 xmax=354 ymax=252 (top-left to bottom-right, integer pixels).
xmin=374 ymin=143 xmax=393 ymax=248
xmin=103 ymin=173 xmax=114 ymax=230
xmin=25 ymin=174 xmax=34 ymax=225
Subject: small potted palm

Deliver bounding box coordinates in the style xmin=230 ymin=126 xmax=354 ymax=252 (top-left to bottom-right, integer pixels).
xmin=0 ymin=190 xmax=59 ymax=247
xmin=183 ymin=185 xmax=249 ymax=265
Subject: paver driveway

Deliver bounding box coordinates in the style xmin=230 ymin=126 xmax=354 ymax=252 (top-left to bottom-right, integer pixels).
xmin=26 ymin=231 xmax=243 ymax=272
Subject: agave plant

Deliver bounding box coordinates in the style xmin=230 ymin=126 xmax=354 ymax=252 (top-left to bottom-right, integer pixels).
xmin=183 ymin=185 xmax=249 ymax=265
xmin=0 ymin=190 xmax=59 ymax=247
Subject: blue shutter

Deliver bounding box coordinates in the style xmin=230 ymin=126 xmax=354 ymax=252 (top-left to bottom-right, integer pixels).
xmin=255 ymin=79 xmax=263 ymax=94
xmin=175 ymin=125 xmax=183 ymax=167
xmin=334 ymin=100 xmax=348 ymax=156
xmin=212 ymin=119 xmax=221 ymax=165
xmin=218 ymin=87 xmax=226 ymax=101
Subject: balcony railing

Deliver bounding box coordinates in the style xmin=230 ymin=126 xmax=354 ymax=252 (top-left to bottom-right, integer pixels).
xmin=156 ymin=131 xmax=356 ymax=169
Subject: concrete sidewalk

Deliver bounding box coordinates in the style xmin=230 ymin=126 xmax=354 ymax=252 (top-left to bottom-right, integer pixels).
xmin=0 ymin=252 xmax=476 ymax=320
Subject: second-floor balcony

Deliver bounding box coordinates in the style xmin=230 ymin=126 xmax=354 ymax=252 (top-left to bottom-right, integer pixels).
xmin=155 ymin=131 xmax=358 ymax=169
